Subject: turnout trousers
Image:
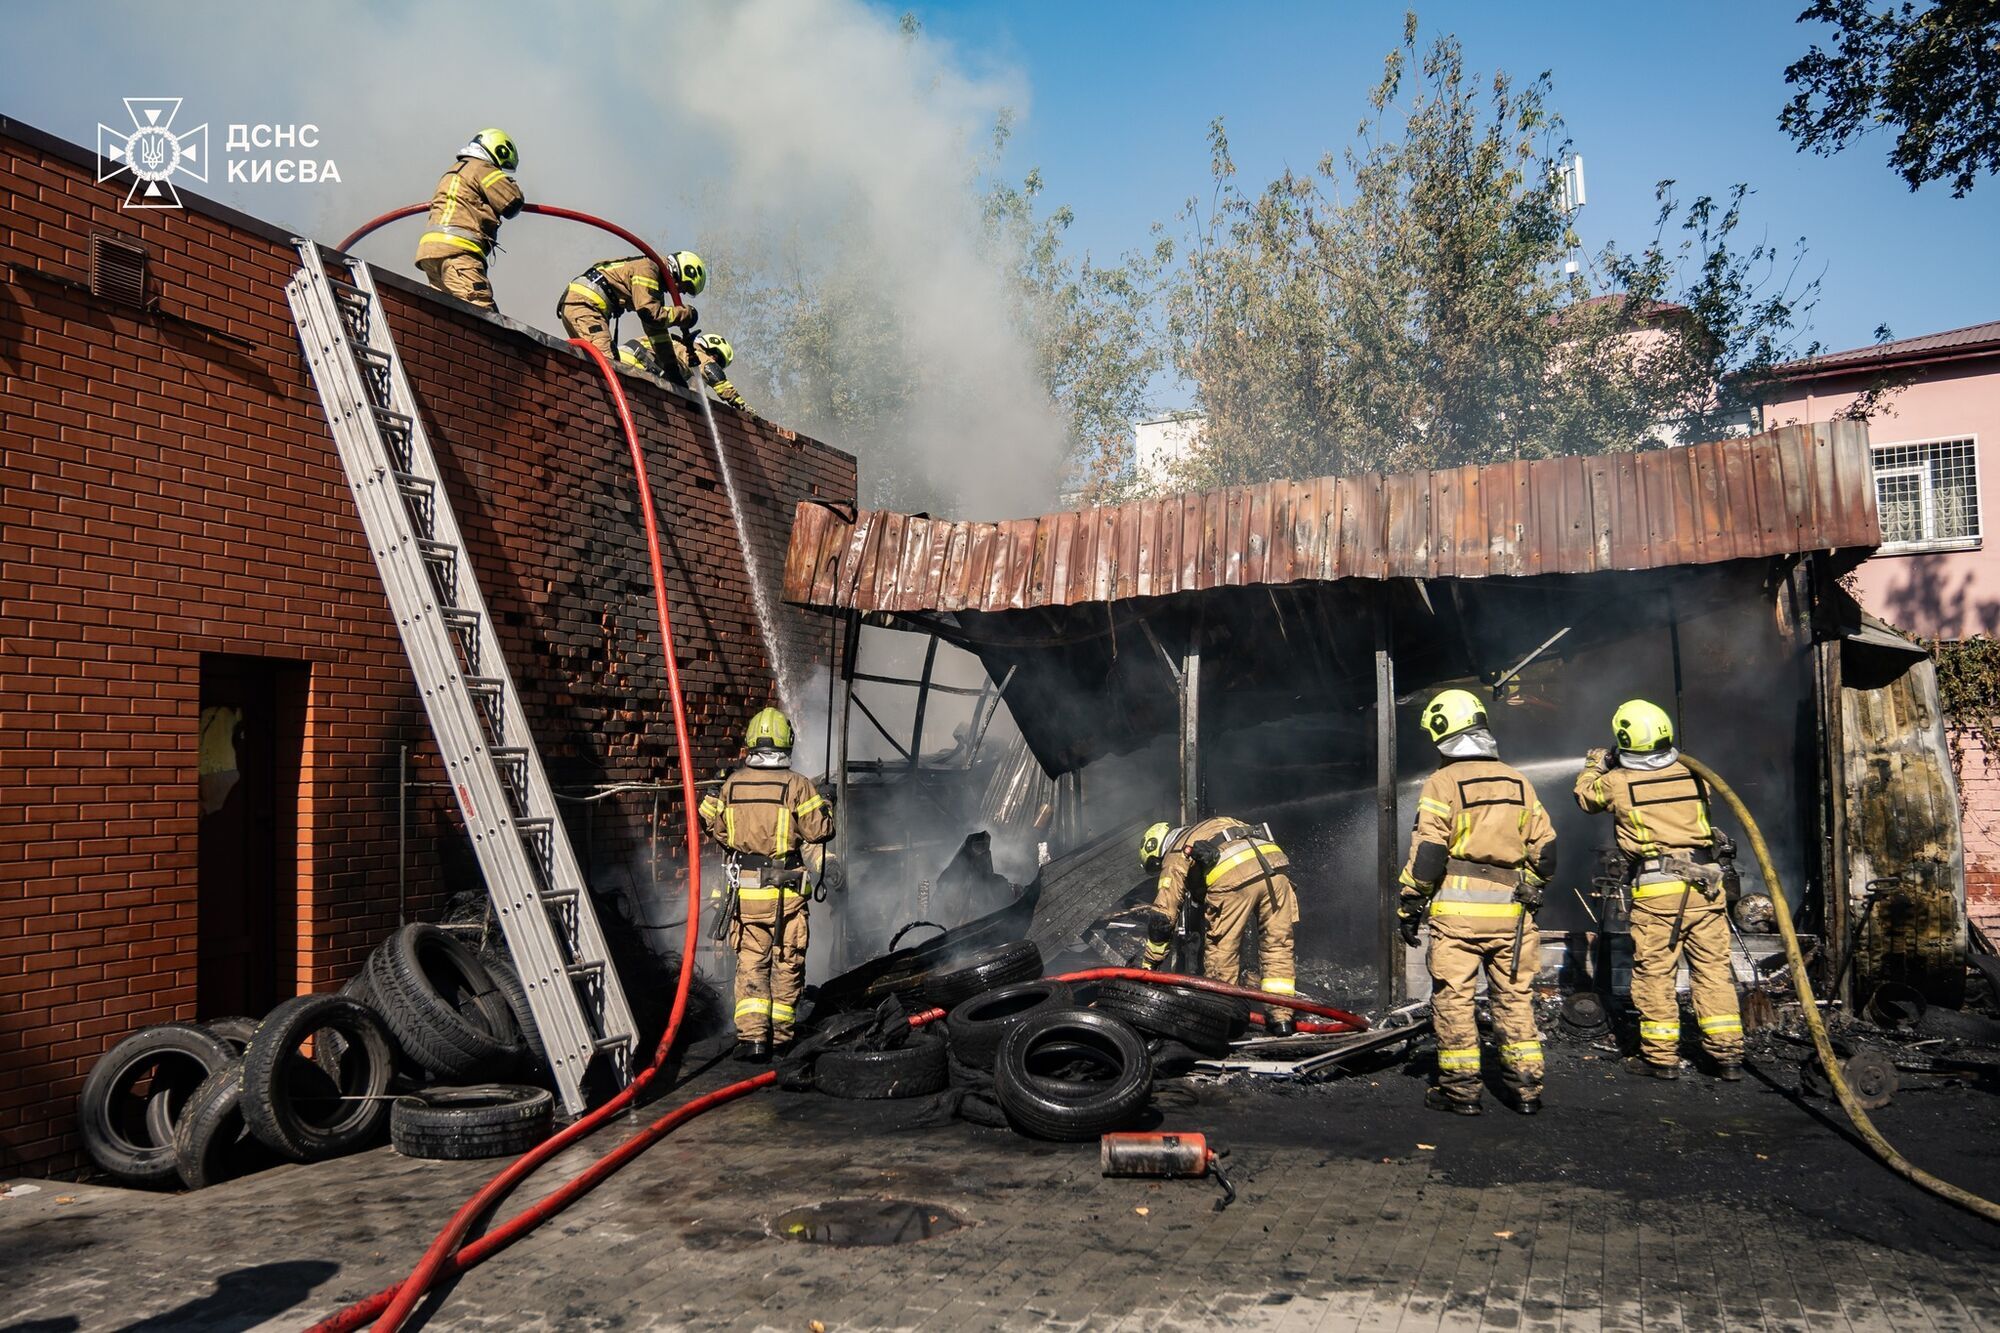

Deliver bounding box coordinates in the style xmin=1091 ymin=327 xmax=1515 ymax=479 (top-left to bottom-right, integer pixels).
xmin=1629 ymin=893 xmax=1743 ymax=1068
xmin=417 ymin=254 xmax=495 ymax=310
xmin=556 ymin=293 xmax=615 ymax=357
xmin=1427 ymin=914 xmax=1543 ymax=1104
xmin=1204 ymin=872 xmax=1300 ymax=1023
xmin=730 ymin=876 xmax=810 ymax=1044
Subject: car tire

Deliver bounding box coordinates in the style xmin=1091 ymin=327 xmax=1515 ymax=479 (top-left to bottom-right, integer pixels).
xmin=945 ymin=980 xmax=1073 ymax=1072
xmin=480 ymin=955 xmax=547 ymax=1084
xmin=1091 ymin=979 xmax=1240 ymax=1056
xmin=390 ymin=1084 xmax=554 ymax=1160
xmin=241 ymin=993 xmax=396 ymax=1162
xmin=172 ymin=1061 xmax=282 ymax=1190
xmin=365 ymin=924 xmax=520 ymax=1079
xmin=994 ymin=1008 xmax=1153 ymax=1141
xmin=909 ymin=941 xmax=1044 ymax=1015
xmin=815 ymin=1029 xmax=948 ymax=1100
xmin=201 ymin=1016 xmax=260 ymax=1052
xmin=79 ymin=1023 xmax=237 ymax=1188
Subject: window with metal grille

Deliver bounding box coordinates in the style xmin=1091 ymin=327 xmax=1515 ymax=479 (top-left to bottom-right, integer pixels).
xmin=88 ymin=234 xmax=148 ymax=309
xmin=1872 ymin=437 xmax=1980 ymax=552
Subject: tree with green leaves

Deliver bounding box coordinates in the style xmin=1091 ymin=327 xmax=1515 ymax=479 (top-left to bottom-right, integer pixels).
xmin=1158 ymin=15 xmax=1824 ymax=491
xmin=1781 ymin=0 xmax=2000 ymax=197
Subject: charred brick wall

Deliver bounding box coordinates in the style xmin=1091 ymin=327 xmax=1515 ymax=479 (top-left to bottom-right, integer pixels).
xmin=0 ymin=119 xmax=854 ymax=1174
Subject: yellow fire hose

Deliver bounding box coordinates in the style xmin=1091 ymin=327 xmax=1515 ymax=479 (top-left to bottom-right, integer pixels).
xmin=1681 ymin=753 xmax=2000 ymax=1225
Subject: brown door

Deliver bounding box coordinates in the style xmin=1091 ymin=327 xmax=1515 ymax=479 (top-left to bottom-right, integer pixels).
xmin=197 ymin=655 xmax=307 ymax=1017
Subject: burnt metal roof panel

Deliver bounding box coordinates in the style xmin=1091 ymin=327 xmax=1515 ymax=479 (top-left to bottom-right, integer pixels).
xmin=782 ymin=421 xmax=1880 ymax=615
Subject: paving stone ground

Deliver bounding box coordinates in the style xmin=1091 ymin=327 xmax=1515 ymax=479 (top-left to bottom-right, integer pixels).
xmin=5 ymin=1038 xmax=1999 ymax=1332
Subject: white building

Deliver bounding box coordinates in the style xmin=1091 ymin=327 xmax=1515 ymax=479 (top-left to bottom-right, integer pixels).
xmin=1133 ymin=413 xmax=1204 ymax=488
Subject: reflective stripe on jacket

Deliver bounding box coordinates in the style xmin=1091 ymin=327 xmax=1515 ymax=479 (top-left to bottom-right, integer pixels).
xmin=415 ymin=158 xmax=523 ymax=263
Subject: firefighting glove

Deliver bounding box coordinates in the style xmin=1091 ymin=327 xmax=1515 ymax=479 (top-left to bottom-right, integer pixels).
xmin=1140 ymin=911 xmax=1174 ymax=969
xmin=668 ymin=303 xmax=699 ymax=329
xmin=1397 ymin=908 xmax=1423 ymax=948
xmin=1584 ymin=747 xmax=1610 ymax=773
xmin=1513 ymin=877 xmax=1544 ymax=912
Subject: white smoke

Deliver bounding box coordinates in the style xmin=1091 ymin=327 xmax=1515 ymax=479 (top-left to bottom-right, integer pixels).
xmin=2 ymin=0 xmax=1068 ymax=519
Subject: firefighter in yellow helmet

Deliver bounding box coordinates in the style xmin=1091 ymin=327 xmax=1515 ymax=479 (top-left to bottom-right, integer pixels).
xmin=621 ymin=331 xmax=753 ymax=414
xmin=697 ymin=707 xmax=835 ymax=1061
xmin=1138 ymin=817 xmax=1301 ymax=1035
xmin=414 ymin=129 xmax=522 ymax=310
xmin=1575 ymin=699 xmax=1744 ymax=1081
xmin=1398 ymin=688 xmax=1556 ymax=1116
xmin=557 ymin=252 xmax=703 ymax=361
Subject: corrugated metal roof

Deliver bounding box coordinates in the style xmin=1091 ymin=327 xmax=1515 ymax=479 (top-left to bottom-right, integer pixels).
xmin=1772 ymin=319 xmax=2000 ymax=375
xmin=783 ymin=421 xmax=1879 ymax=616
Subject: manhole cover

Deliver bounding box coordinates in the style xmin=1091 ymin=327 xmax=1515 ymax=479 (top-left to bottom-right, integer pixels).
xmin=772 ymin=1198 xmax=964 ymax=1246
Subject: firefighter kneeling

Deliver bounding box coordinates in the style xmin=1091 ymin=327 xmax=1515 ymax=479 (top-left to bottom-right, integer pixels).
xmin=1398 ymin=689 xmax=1557 ymax=1117
xmin=1574 ymin=700 xmax=1744 ymax=1081
xmin=1138 ymin=817 xmax=1301 ymax=1035
xmin=698 ymin=708 xmax=835 ymax=1063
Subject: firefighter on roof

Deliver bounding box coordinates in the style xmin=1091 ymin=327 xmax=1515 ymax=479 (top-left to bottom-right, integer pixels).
xmin=698 ymin=707 xmax=835 ymax=1063
xmin=557 ymin=252 xmax=703 ymax=361
xmin=413 ymin=129 xmax=522 ymax=311
xmin=1138 ymin=816 xmax=1301 ymax=1035
xmin=1575 ymin=699 xmax=1744 ymax=1081
xmin=1398 ymin=688 xmax=1557 ymax=1116
xmin=621 ymin=331 xmax=753 ymax=414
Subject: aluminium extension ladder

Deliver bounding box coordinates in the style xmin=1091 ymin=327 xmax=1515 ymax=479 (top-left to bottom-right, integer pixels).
xmin=286 ymin=240 xmax=637 ymax=1115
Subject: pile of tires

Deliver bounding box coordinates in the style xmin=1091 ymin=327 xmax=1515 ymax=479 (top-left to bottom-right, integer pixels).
xmin=798 ymin=939 xmax=1156 ymax=1141
xmin=79 ymin=922 xmax=554 ymax=1189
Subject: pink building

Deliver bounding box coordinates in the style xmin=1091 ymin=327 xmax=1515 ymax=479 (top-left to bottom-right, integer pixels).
xmin=1765 ymin=321 xmax=2000 ymax=639
xmin=1765 ymin=320 xmax=2000 ymax=935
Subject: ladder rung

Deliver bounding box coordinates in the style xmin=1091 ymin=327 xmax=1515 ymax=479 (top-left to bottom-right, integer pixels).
xmin=540 ymin=887 xmax=580 ymax=906
xmin=594 ymin=1034 xmax=631 ymax=1053
xmin=394 ymin=471 xmax=434 ymax=494
xmin=370 ymin=406 xmax=414 ymax=434
xmin=568 ymin=960 xmax=605 ymax=980
xmin=350 ymin=343 xmax=392 ymax=370
xmin=417 ymin=539 xmax=458 ymax=562
xmin=464 ymin=676 xmax=503 ymax=695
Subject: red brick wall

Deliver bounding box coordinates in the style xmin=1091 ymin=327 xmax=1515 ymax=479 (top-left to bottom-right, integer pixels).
xmin=1949 ymin=727 xmax=2000 ymax=937
xmin=0 ymin=120 xmax=854 ymax=1175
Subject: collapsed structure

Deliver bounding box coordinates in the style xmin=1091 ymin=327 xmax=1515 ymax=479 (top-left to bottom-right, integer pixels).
xmin=785 ymin=421 xmax=1970 ymax=1007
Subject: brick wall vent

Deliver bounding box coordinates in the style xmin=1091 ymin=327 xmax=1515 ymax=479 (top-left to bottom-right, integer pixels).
xmin=88 ymin=233 xmax=147 ymax=309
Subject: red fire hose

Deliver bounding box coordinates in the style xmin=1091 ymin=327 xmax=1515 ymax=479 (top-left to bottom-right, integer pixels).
xmin=334 ymin=203 xmax=686 ymax=307
xmin=305 ymin=259 xmax=701 ymax=1330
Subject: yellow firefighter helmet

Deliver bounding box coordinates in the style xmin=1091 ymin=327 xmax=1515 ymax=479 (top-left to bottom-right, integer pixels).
xmin=1139 ymin=821 xmax=1173 ymax=871
xmin=469 ymin=128 xmax=518 ymax=171
xmin=1421 ymin=688 xmax=1487 ymax=744
xmin=694 ymin=332 xmax=734 ymax=366
xmin=745 ymin=707 xmax=793 ymax=753
xmin=672 ymin=250 xmax=707 ymax=295
xmin=1613 ymin=699 xmax=1674 ymax=752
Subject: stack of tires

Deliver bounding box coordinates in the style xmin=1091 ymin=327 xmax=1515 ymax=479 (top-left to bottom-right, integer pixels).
xmin=806 ymin=941 xmax=1168 ymax=1142
xmin=78 ymin=923 xmax=552 ymax=1192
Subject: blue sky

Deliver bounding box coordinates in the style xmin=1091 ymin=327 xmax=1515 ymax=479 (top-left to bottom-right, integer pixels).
xmin=915 ymin=0 xmax=1998 ymax=390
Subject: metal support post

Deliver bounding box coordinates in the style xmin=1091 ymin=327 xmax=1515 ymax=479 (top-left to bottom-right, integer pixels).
xmin=1375 ymin=595 xmax=1402 ymax=1006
